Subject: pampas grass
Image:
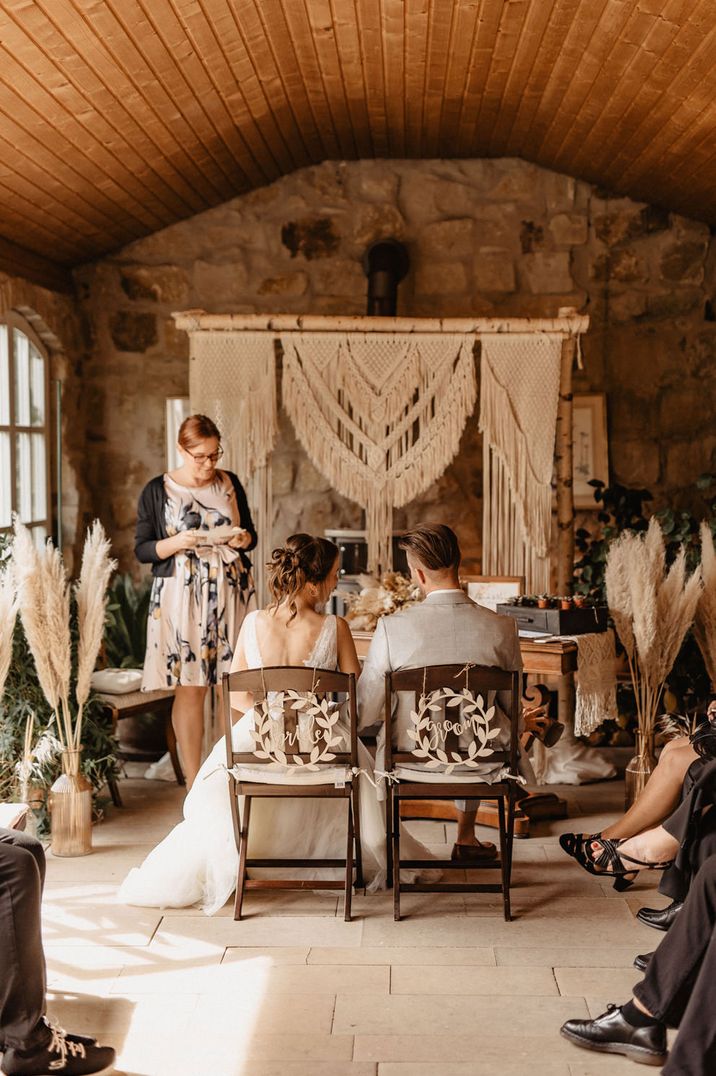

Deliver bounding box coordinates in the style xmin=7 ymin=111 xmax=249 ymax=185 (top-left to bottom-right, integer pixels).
xmin=0 ymin=562 xmax=18 ymax=704
xmin=694 ymin=523 xmax=716 ymax=688
xmin=74 ymin=521 xmax=116 ymax=750
xmin=606 ymin=517 xmax=702 ymax=747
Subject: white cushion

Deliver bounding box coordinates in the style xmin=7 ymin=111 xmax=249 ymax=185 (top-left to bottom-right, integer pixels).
xmin=231 ymin=764 xmax=353 ymax=787
xmin=393 ymin=764 xmax=511 ymax=786
xmin=91 ymin=668 xmax=143 ymax=695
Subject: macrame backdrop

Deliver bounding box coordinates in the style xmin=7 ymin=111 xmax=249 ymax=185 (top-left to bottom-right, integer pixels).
xmin=480 ymin=333 xmax=563 ymax=593
xmin=188 ymin=330 xmax=277 ymax=603
xmin=281 ymin=332 xmax=477 ymax=573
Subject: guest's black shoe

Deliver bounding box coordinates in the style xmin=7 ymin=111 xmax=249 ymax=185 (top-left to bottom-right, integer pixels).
xmin=633 ymin=951 xmax=654 ymax=972
xmin=636 ymin=899 xmax=683 ymax=932
xmin=0 ymin=1022 xmax=115 ymax=1075
xmin=560 ymin=1004 xmax=667 ymax=1066
xmin=0 ymin=1018 xmax=97 ymax=1057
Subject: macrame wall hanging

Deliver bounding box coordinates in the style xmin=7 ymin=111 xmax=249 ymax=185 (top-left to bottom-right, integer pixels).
xmin=479 ymin=332 xmax=563 ymax=593
xmin=188 ymin=329 xmax=277 ymax=602
xmin=281 ymin=332 xmax=477 ymax=573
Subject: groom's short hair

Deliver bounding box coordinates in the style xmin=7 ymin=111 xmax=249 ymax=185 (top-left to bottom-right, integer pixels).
xmin=399 ymin=524 xmax=461 ymax=572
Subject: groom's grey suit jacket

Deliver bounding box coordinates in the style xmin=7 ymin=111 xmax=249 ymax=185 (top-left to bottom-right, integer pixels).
xmin=357 ymin=589 xmax=523 ymax=791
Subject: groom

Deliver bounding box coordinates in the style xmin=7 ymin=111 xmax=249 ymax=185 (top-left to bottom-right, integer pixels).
xmin=357 ymin=522 xmax=524 ymax=861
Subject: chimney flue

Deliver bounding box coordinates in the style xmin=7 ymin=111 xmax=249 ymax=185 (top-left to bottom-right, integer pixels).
xmin=363 ymin=239 xmax=410 ymax=316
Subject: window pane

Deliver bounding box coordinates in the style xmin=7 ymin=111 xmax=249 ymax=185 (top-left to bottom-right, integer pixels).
xmin=31 ymin=434 xmax=46 ymax=522
xmin=14 ymin=330 xmax=30 ymax=426
xmin=0 ymin=431 xmax=10 ymax=526
xmin=15 ymin=432 xmax=32 ymax=521
xmin=32 ymin=526 xmax=47 ymax=550
xmin=29 ymin=343 xmax=45 ymax=426
xmin=0 ymin=326 xmax=9 ymax=425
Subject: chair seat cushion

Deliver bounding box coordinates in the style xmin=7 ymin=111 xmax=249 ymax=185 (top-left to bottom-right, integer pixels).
xmin=393 ymin=764 xmax=512 ymax=785
xmin=232 ymin=764 xmax=353 ymax=787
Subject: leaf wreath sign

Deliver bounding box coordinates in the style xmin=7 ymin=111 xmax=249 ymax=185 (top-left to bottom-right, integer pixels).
xmin=251 ymin=690 xmax=345 ymax=770
xmin=406 ymin=688 xmax=502 ymax=774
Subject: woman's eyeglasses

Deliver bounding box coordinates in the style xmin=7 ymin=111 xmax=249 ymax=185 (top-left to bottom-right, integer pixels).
xmin=185 ymin=447 xmax=224 ymax=464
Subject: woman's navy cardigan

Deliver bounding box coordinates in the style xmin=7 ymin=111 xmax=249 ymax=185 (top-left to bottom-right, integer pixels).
xmin=134 ymin=471 xmax=257 ymax=580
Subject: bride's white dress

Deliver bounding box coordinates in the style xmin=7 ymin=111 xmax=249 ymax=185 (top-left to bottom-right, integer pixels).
xmin=119 ymin=610 xmax=431 ymax=915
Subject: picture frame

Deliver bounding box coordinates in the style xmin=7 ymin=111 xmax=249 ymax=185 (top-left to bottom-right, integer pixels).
xmin=460 ymin=575 xmax=524 ymax=612
xmin=573 ymin=393 xmax=609 ymax=509
xmin=165 ymin=396 xmax=191 ymax=470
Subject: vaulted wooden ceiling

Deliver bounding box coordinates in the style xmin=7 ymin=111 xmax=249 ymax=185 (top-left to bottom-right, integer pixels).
xmin=1 ymin=0 xmax=714 ymax=293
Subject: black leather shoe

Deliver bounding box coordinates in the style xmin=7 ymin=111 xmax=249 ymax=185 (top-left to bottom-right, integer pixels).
xmin=636 ymin=899 xmax=683 ymax=932
xmin=633 ymin=951 xmax=654 ymax=972
xmin=560 ymin=1004 xmax=667 ymax=1066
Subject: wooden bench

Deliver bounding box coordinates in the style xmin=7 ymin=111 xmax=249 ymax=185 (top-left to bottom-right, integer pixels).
xmin=97 ymin=688 xmax=183 ymax=806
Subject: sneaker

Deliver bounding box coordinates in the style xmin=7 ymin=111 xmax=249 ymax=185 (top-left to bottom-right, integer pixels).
xmin=1 ymin=1018 xmax=97 ymax=1057
xmin=0 ymin=1022 xmax=114 ymax=1075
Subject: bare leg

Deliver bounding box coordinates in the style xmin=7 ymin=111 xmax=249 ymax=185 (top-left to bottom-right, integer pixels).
xmin=171 ymin=685 xmax=207 ymax=789
xmin=602 ymin=738 xmax=697 ymax=840
xmin=455 ymin=807 xmax=493 ymax=848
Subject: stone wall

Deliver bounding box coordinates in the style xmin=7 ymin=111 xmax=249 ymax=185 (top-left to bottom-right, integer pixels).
xmin=74 ymin=158 xmax=716 ymax=577
xmin=0 ymin=271 xmax=90 ymax=571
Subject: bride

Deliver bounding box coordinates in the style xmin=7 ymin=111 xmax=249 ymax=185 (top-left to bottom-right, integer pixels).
xmin=119 ymin=533 xmax=431 ymax=915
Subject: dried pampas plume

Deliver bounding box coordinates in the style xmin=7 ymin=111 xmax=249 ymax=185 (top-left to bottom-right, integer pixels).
xmin=12 ymin=520 xmax=63 ymax=725
xmin=74 ymin=521 xmax=116 ymax=749
xmin=0 ymin=561 xmax=18 ymax=704
xmin=694 ymin=523 xmax=716 ymax=689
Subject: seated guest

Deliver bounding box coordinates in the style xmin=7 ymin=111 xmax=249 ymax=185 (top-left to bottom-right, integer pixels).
xmin=0 ymin=827 xmax=115 ymax=1076
xmin=357 ymin=522 xmax=532 ymax=861
xmin=561 ymin=851 xmax=716 ymax=1074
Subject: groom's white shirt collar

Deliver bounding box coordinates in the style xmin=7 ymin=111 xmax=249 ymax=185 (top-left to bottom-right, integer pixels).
xmin=422 ymin=587 xmax=469 ymax=603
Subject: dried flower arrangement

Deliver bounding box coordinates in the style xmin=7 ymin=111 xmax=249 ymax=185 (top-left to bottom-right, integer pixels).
xmin=693 ymin=522 xmax=716 ymax=691
xmin=344 ymin=572 xmax=423 ymax=632
xmin=605 ymin=517 xmax=702 ymax=758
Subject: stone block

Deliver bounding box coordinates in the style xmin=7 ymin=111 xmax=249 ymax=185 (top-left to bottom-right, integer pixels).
xmin=660 ymin=241 xmax=706 ymax=285
xmin=420 ymin=218 xmax=475 ymax=258
xmin=646 ymin=289 xmax=702 ymax=318
xmin=607 ymin=291 xmax=647 ymax=322
xmin=350 ymin=165 xmax=400 ymax=204
xmin=665 ymin=436 xmax=716 ymax=489
xmin=312 ymin=259 xmax=365 ymax=298
xmin=350 ymin=204 xmax=406 ymax=249
xmin=193 ymin=260 xmax=248 ymax=303
xmin=257 ymin=272 xmax=308 ymax=297
xmin=549 ymin=213 xmax=588 ymax=247
xmin=414 ymin=261 xmax=468 ymax=296
xmin=109 ymin=311 xmax=157 ymax=353
xmin=162 ymin=319 xmax=190 ymax=360
xmin=522 ymin=251 xmax=573 ymax=293
xmin=271 ymin=453 xmax=296 ymax=496
xmin=658 ymin=384 xmax=709 ymax=438
xmin=474 ymin=249 xmax=516 ymax=293
xmin=592 ymin=248 xmax=646 ymax=285
xmin=433 ymin=180 xmax=480 ymax=217
xmin=281 ymin=217 xmax=341 ymax=260
xmin=119 ymin=265 xmax=189 ymax=304
xmin=543 ymin=170 xmax=577 ymax=211
xmin=519 ymin=221 xmax=544 ymax=254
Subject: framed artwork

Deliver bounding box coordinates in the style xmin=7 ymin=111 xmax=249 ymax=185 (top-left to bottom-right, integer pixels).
xmin=165 ymin=396 xmax=191 ymax=470
xmin=573 ymin=393 xmax=609 ymax=509
xmin=460 ymin=575 xmax=524 ymax=612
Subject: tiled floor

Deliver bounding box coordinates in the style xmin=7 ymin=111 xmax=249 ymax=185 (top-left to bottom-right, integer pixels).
xmin=37 ymin=768 xmax=670 ymax=1076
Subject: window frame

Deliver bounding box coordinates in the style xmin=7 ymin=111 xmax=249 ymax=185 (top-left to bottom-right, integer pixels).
xmin=0 ymin=311 xmax=52 ymax=543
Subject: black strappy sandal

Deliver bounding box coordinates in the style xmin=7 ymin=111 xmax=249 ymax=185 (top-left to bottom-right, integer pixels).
xmin=570 ymin=835 xmax=674 ymax=892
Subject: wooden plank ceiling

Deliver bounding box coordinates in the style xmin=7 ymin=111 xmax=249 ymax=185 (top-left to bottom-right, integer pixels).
xmin=0 ymin=0 xmax=714 ymax=293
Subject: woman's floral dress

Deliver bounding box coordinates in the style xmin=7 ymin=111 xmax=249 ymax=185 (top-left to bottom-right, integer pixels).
xmin=141 ymin=472 xmax=255 ymax=690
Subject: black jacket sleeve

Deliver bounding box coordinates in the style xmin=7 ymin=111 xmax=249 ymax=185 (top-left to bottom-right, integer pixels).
xmin=134 ymin=478 xmax=167 ymax=565
xmin=228 ymin=472 xmax=258 ymax=551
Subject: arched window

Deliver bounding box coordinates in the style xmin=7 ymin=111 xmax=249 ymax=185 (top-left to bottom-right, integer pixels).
xmin=0 ymin=314 xmax=51 ymax=545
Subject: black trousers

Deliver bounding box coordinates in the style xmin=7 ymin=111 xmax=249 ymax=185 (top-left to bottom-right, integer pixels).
xmin=0 ymin=828 xmax=50 ymax=1050
xmin=634 ymin=854 xmax=716 ymax=1076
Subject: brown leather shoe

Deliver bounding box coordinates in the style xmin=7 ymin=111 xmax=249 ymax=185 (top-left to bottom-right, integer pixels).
xmin=450 ymin=842 xmax=498 ymax=862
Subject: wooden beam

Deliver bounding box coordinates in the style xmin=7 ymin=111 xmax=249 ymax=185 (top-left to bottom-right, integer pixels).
xmin=173 ymin=310 xmax=590 ymax=335
xmin=0 ymin=234 xmax=74 ymax=295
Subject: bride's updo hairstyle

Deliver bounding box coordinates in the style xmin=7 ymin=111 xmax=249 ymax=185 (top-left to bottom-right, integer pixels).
xmin=267 ymin=533 xmax=339 ymax=621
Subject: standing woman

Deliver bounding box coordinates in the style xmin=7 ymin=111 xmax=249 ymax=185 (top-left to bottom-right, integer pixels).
xmin=135 ymin=414 xmax=256 ymax=788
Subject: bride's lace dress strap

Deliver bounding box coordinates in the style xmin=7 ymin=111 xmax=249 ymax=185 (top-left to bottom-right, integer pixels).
xmin=306 ymin=614 xmax=338 ymax=670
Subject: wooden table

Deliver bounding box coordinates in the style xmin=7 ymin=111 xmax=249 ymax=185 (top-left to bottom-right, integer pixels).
xmin=97 ymin=688 xmax=183 ymax=806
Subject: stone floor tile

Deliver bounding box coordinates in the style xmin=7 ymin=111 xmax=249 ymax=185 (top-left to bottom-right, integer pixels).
xmin=205 ymin=1065 xmax=376 ymax=1076
xmin=113 ymin=961 xmax=387 ymax=995
xmin=307 ymin=945 xmax=496 ymax=965
xmin=41 ymin=898 xmax=162 ymax=947
xmin=390 ymin=964 xmax=558 ymax=995
xmin=333 ymin=994 xmax=589 ymax=1037
xmin=45 ymin=844 xmax=159 ymax=882
xmin=378 ymin=1064 xmax=569 ymax=1076
xmin=623 ymin=892 xmax=671 ymax=917
xmin=567 ymin=1060 xmax=638 ymax=1075
xmin=222 ymin=946 xmax=311 ymax=965
xmin=237 ymin=1034 xmax=355 ymax=1061
xmin=45 ymin=990 xmax=198 ymax=1039
xmin=495 ymin=946 xmax=637 ymax=968
xmin=153 ymin=913 xmax=363 ymax=948
xmin=355 ymin=1032 xmax=580 ymax=1064
xmin=362 ymin=913 xmax=655 ymax=949
xmin=165 ymin=891 xmax=341 ymax=917
xmin=192 ymin=992 xmax=336 ymax=1036
xmin=555 ymin=967 xmax=642 ymax=997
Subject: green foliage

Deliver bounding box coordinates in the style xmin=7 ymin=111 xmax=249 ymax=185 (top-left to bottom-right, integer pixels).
xmin=103 ymin=572 xmax=151 ymax=668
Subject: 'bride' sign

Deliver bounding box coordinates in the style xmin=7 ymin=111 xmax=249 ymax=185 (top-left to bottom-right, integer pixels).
xmin=252 ymin=690 xmax=345 ymax=770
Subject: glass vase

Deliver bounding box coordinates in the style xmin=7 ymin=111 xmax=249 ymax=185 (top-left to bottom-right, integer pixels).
xmin=49 ymin=750 xmax=92 ymax=857
xmin=624 ymin=733 xmax=657 ymax=811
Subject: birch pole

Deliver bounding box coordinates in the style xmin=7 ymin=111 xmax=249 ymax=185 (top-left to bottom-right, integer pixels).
xmin=555 ymin=335 xmax=577 ymax=595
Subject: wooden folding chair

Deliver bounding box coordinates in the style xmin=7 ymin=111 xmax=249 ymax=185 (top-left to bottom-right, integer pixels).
xmin=221 ymin=666 xmax=363 ymax=921
xmin=384 ymin=663 xmax=521 ymax=921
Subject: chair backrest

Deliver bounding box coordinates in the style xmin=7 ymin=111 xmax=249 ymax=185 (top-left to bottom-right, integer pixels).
xmin=221 ymin=666 xmax=358 ymax=774
xmin=384 ymin=663 xmax=520 ymax=778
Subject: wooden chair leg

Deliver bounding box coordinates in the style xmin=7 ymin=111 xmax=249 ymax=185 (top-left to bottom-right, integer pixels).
xmin=164 ymin=710 xmax=185 ymax=786
xmin=506 ymin=792 xmax=516 ymax=885
xmin=497 ymin=796 xmax=511 ymax=922
xmin=234 ymin=795 xmax=251 ymax=921
xmin=386 ymin=789 xmax=394 ymax=890
xmin=108 ymin=778 xmax=123 ymax=808
xmin=393 ymin=794 xmax=401 ymax=921
xmin=344 ymin=798 xmax=354 ymax=922
xmin=352 ymin=779 xmax=364 ymax=890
